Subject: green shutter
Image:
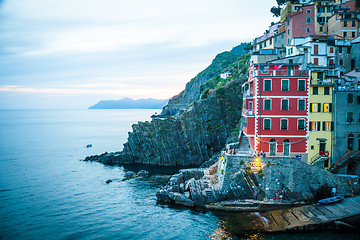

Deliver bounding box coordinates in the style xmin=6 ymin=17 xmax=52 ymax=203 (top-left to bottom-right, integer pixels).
xmin=317 ymin=122 xmax=321 ymax=131
xmin=331 ymin=122 xmax=334 ymax=131
xmin=318 ymin=103 xmax=321 ymax=112
xmin=322 ymin=122 xmax=325 ymax=131
xmin=329 ymin=103 xmax=332 ymax=112
xmin=309 ymin=121 xmax=312 ymax=131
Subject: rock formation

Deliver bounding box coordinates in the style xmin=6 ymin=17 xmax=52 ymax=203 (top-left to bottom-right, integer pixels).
xmin=84 ymin=79 xmax=243 ymax=166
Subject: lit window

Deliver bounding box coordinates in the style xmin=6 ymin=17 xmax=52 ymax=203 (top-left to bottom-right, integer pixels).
xmin=298 ymin=119 xmax=305 ymax=130
xmin=323 ymin=121 xmax=332 ymax=131
xmin=282 ymin=79 xmax=289 ymax=91
xmin=281 ymin=99 xmax=289 ymax=110
xmin=323 ymin=103 xmax=332 ymax=112
xmin=281 ymin=119 xmax=288 ymax=130
xmin=298 ymin=99 xmax=306 ymax=111
xmin=264 ymin=119 xmax=271 ymax=130
xmin=310 ymin=121 xmax=320 ymax=131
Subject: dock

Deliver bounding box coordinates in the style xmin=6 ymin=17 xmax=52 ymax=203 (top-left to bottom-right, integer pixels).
xmin=259 ymin=196 xmax=360 ymax=232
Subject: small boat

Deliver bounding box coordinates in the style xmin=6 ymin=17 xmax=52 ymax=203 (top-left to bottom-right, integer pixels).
xmin=86 ymin=144 xmax=92 ymax=148
xmin=318 ymin=196 xmax=344 ymax=205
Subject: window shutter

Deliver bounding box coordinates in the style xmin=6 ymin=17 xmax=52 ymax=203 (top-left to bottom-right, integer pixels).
xmin=318 ymin=103 xmax=321 ymax=112
xmin=309 ymin=121 xmax=312 ymax=131
xmin=329 ymin=103 xmax=332 ymax=112
xmin=322 ymin=122 xmax=325 ymax=131
xmin=317 ymin=122 xmax=321 ymax=131
xmin=331 ymin=122 xmax=334 ymax=131
xmin=310 ymin=104 xmax=312 ymax=112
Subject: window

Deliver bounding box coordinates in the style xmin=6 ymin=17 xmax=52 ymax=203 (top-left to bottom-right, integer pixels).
xmin=330 ymin=47 xmax=334 ymax=53
xmin=281 ymin=119 xmax=288 ymax=130
xmin=320 ymin=26 xmax=323 ymax=32
xmin=314 ymin=58 xmax=319 ymax=65
xmin=287 ymin=29 xmax=290 ymax=35
xmin=339 ymin=47 xmax=343 ymax=53
xmin=347 ymin=47 xmax=351 ymax=54
xmin=313 ymin=87 xmax=318 ymax=95
xmin=357 ymin=95 xmax=360 ymax=104
xmin=352 ymin=32 xmax=356 ymax=38
xmin=323 ymin=103 xmax=332 ymax=112
xmin=343 ymin=31 xmax=347 ymax=38
xmin=264 ymin=79 xmax=271 ymax=91
xmin=310 ymin=103 xmax=321 ymax=112
xmin=324 ymin=87 xmax=330 ymax=95
xmin=270 ymin=139 xmax=276 ymax=156
xmin=281 ymin=99 xmax=289 ymax=110
xmin=344 ymin=21 xmax=348 ymax=27
xmin=284 ymin=139 xmax=290 ymax=156
xmin=307 ymin=9 xmax=311 ymax=13
xmin=281 ymin=79 xmax=289 ymax=91
xmin=298 ymin=119 xmax=305 ymax=130
xmin=310 ymin=121 xmax=321 ymax=131
xmin=298 ymin=79 xmax=306 ymax=91
xmin=264 ymin=99 xmax=271 ymax=110
xmin=317 ymin=72 xmax=324 ymax=80
xmin=348 ymin=93 xmax=354 ymax=104
xmin=264 ymin=119 xmax=271 ymax=130
xmin=298 ymin=99 xmax=306 ymax=111
xmin=306 ymin=27 xmax=310 ymax=33
xmin=347 ymin=112 xmax=354 ymax=122
xmin=306 ymin=18 xmax=311 ymax=24
xmin=340 ymin=59 xmax=343 ymax=66
xmin=348 ymin=134 xmax=354 ymax=150
xmin=322 ymin=121 xmax=333 ymax=131
xmin=270 ymin=38 xmax=272 ymax=45
xmin=352 ymin=20 xmax=356 ymax=27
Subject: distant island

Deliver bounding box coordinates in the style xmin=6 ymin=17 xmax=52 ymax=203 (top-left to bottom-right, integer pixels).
xmin=89 ymin=97 xmax=168 ymax=109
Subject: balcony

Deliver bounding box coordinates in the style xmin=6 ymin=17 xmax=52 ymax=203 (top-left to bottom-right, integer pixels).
xmin=243 ymin=109 xmax=254 ymax=116
xmin=311 ymin=78 xmax=334 ymax=86
xmin=242 ymin=91 xmax=253 ymax=98
xmin=254 ymin=70 xmax=309 ymax=77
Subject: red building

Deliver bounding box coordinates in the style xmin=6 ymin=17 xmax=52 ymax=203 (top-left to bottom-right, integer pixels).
xmin=242 ymin=64 xmax=310 ymax=159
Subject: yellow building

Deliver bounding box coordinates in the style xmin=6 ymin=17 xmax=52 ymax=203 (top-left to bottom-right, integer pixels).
xmin=308 ymin=69 xmax=336 ymax=168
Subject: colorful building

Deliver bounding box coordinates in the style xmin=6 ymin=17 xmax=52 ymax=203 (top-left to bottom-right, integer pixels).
xmin=242 ymin=63 xmax=310 ymax=160
xmin=307 ymin=68 xmax=336 ymax=168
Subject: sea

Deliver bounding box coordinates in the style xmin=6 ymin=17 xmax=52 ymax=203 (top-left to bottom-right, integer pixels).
xmin=0 ymin=109 xmax=358 ymax=240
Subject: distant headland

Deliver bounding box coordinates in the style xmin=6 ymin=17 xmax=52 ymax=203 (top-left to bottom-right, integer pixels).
xmin=89 ymin=97 xmax=168 ymax=109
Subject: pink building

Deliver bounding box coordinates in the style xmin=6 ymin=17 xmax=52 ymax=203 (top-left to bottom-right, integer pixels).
xmin=285 ymin=4 xmax=315 ymax=45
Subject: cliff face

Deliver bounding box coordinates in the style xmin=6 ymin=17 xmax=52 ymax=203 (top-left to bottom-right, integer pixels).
xmin=85 ymin=79 xmax=243 ymax=166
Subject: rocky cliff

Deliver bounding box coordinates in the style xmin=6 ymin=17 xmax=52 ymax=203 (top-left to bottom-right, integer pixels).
xmin=84 ymin=79 xmax=243 ymax=166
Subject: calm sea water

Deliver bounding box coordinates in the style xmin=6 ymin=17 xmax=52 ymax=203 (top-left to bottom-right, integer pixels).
xmin=0 ymin=109 xmax=358 ymax=240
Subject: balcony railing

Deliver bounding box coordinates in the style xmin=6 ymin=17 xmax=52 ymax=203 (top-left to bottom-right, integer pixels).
xmin=255 ymin=70 xmax=309 ymax=77
xmin=243 ymin=109 xmax=253 ymax=116
xmin=242 ymin=91 xmax=253 ymax=98
xmin=311 ymin=78 xmax=334 ymax=85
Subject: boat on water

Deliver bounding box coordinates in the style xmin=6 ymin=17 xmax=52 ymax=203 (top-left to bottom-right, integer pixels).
xmin=318 ymin=196 xmax=344 ymax=205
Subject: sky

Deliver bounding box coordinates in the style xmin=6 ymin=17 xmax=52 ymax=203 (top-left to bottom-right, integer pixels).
xmin=0 ymin=0 xmax=277 ymax=109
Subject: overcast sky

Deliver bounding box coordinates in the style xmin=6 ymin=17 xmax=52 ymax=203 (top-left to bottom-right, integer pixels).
xmin=0 ymin=0 xmax=277 ymax=109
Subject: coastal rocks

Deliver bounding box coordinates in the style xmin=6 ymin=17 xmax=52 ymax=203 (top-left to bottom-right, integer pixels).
xmin=85 ymin=79 xmax=243 ymax=167
xmin=156 ymin=168 xmax=219 ymax=207
xmin=122 ymin=171 xmax=136 ymax=181
xmin=121 ymin=170 xmax=149 ymax=181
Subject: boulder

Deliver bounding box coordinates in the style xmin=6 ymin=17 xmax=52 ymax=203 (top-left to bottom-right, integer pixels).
xmin=138 ymin=170 xmax=149 ymax=178
xmin=168 ymin=192 xmax=194 ymax=207
xmin=122 ymin=171 xmax=136 ymax=181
